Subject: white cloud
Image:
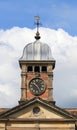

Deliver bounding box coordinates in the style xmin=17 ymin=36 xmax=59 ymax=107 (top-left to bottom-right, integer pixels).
xmin=0 ymin=27 xmax=77 ymax=108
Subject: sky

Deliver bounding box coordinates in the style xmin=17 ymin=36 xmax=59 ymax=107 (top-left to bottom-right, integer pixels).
xmin=0 ymin=0 xmax=77 ymax=108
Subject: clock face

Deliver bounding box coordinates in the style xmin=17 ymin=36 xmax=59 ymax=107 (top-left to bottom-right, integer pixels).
xmin=29 ymin=78 xmax=46 ymax=96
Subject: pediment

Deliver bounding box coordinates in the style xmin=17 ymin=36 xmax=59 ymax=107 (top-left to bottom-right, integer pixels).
xmin=10 ymin=103 xmax=64 ymax=119
xmin=0 ymin=98 xmax=74 ymax=120
xmin=16 ymin=103 xmax=64 ymax=119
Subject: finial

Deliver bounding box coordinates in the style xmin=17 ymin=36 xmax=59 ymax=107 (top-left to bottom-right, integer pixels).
xmin=34 ymin=16 xmax=41 ymax=40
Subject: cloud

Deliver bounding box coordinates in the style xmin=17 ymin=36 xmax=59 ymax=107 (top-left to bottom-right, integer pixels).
xmin=0 ymin=27 xmax=77 ymax=108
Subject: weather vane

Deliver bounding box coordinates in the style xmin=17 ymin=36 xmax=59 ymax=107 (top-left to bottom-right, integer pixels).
xmin=34 ymin=16 xmax=41 ymax=40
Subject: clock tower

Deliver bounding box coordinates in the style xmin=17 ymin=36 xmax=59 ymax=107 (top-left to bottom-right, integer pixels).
xmin=0 ymin=16 xmax=76 ymax=130
xmin=19 ymin=16 xmax=55 ymax=104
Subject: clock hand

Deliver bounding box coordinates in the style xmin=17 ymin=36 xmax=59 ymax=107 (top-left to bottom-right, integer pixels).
xmin=33 ymin=83 xmax=41 ymax=92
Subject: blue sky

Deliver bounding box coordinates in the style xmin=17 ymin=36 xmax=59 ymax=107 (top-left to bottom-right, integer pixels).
xmin=0 ymin=0 xmax=77 ymax=36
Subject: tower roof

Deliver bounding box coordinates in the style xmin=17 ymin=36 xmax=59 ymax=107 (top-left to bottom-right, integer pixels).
xmin=20 ymin=40 xmax=54 ymax=61
xmin=20 ymin=16 xmax=54 ymax=61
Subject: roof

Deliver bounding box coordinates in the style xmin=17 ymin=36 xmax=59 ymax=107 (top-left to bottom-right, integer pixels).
xmin=20 ymin=40 xmax=54 ymax=61
xmin=65 ymin=108 xmax=77 ymax=117
xmin=0 ymin=108 xmax=10 ymax=114
xmin=0 ymin=97 xmax=76 ymax=120
xmin=0 ymin=107 xmax=77 ymax=117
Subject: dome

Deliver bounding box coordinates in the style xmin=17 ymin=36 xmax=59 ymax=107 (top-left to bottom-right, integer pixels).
xmin=20 ymin=40 xmax=53 ymax=61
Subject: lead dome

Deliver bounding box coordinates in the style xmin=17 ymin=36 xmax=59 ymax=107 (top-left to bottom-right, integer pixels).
xmin=20 ymin=40 xmax=53 ymax=61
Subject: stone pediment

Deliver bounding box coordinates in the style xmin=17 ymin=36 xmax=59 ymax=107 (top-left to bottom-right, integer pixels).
xmin=0 ymin=97 xmax=75 ymax=120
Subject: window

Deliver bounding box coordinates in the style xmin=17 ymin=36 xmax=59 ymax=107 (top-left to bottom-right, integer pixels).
xmin=33 ymin=107 xmax=40 ymax=114
xmin=27 ymin=66 xmax=32 ymax=72
xmin=34 ymin=66 xmax=40 ymax=72
xmin=42 ymin=66 xmax=47 ymax=72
